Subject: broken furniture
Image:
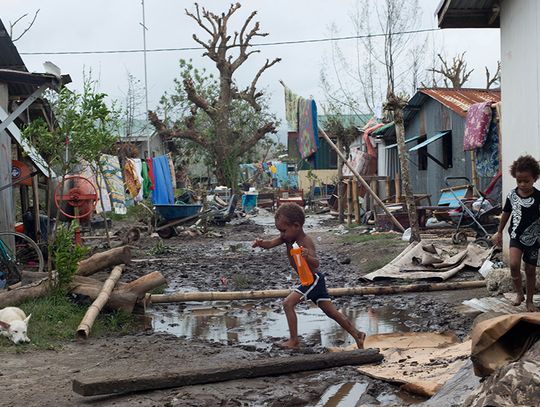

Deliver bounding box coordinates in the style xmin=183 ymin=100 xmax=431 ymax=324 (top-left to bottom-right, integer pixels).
xmin=276 ymin=188 xmax=304 ymax=207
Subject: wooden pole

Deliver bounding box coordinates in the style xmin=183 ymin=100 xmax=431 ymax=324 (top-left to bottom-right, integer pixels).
xmin=395 ymin=172 xmax=401 ymax=203
xmin=149 ymin=280 xmax=486 ymax=303
xmin=77 ymin=246 xmax=131 ymax=276
xmin=318 ymin=128 xmax=404 ymax=232
xmin=346 ymin=179 xmax=353 ymax=226
xmin=337 ymin=137 xmax=344 ymax=224
xmin=72 ymin=349 xmax=383 ymax=397
xmin=32 ymin=174 xmax=41 ymax=241
xmin=470 ymin=150 xmax=479 ymax=190
xmin=385 ymin=177 xmax=391 ymax=201
xmin=352 ymin=180 xmax=360 ymax=224
xmin=76 ymin=265 xmax=124 ymax=339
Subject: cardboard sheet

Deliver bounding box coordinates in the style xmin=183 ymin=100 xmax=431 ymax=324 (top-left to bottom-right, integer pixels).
xmin=364 ymin=241 xmax=490 ymax=281
xmin=331 ymin=332 xmax=470 ymax=397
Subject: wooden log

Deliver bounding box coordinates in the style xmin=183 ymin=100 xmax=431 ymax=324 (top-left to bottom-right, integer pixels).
xmin=77 ymin=246 xmax=131 ymax=276
xmin=352 ymin=180 xmax=360 ymax=224
xmin=72 ymin=349 xmax=383 ymax=396
xmin=70 ymin=271 xmax=166 ymax=312
xmin=0 ymin=278 xmax=51 ymax=308
xmin=150 ymin=280 xmax=486 ymax=303
xmin=319 ymin=127 xmax=405 ymax=232
xmin=347 ymin=179 xmax=353 ymax=227
xmin=76 ymin=265 xmax=124 ymax=340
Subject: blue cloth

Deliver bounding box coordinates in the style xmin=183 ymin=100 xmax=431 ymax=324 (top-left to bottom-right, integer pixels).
xmin=151 ymin=156 xmax=174 ymax=204
xmin=476 ymin=113 xmax=499 ymax=177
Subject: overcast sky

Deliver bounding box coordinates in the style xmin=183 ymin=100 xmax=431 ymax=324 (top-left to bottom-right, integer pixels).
xmin=2 ymin=0 xmax=500 ymax=142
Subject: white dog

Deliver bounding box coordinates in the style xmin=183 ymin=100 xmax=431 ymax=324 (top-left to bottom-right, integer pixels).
xmin=0 ymin=306 xmax=31 ymax=344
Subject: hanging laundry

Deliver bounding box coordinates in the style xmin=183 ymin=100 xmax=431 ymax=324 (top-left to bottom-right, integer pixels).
xmin=124 ymin=158 xmax=142 ymax=199
xmin=363 ymin=122 xmax=384 ymax=158
xmin=297 ymin=98 xmax=319 ymax=159
xmin=343 ymin=147 xmax=372 ymax=177
xmin=146 ymin=157 xmax=156 ymax=190
xmin=476 ymin=111 xmax=500 ymax=177
xmin=464 ymin=102 xmax=492 ymax=151
xmin=284 ymin=85 xmax=300 ymax=131
xmin=131 ymin=158 xmax=144 ymax=202
xmin=141 ymin=160 xmax=152 ymax=199
xmin=167 ymin=153 xmax=177 ymax=191
xmin=99 ymin=154 xmax=127 ymax=215
xmin=77 ymin=161 xmax=110 ymax=214
xmin=152 ymin=155 xmax=174 ymax=204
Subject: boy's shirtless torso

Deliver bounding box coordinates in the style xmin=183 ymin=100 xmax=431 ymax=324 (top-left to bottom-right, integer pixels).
xmin=283 ymin=234 xmax=317 ymax=273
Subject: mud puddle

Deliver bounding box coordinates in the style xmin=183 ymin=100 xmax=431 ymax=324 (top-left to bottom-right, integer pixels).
xmin=151 ymin=302 xmax=418 ymax=349
xmin=247 ymin=208 xmax=335 ymax=233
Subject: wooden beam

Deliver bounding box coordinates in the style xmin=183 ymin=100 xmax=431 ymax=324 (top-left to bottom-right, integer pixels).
xmin=72 ymin=349 xmax=383 ymax=396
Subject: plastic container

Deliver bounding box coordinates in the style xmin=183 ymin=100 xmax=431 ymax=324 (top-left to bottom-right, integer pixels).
xmin=290 ymin=243 xmax=314 ymax=286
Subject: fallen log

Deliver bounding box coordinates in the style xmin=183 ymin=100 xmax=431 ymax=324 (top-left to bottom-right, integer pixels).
xmin=150 ymin=280 xmax=486 ymax=303
xmin=77 ymin=246 xmax=131 ymax=276
xmin=71 ymin=271 xmax=166 ymax=312
xmin=76 ymin=265 xmax=124 ymax=339
xmin=0 ymin=278 xmax=51 ymax=308
xmin=72 ymin=348 xmax=382 ymax=396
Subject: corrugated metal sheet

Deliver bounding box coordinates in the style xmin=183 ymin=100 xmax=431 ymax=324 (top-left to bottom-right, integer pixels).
xmin=419 ymin=88 xmax=501 ymax=118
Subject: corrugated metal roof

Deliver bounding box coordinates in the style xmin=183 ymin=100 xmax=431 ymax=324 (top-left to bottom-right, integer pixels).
xmin=318 ymin=113 xmax=372 ymax=130
xmin=419 ymin=88 xmax=501 ymax=118
xmin=437 ymin=0 xmax=500 ymax=28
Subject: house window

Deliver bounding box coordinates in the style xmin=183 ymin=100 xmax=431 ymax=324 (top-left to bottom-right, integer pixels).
xmin=417 ymin=135 xmax=428 ymax=170
xmin=442 ymin=130 xmax=453 ymax=168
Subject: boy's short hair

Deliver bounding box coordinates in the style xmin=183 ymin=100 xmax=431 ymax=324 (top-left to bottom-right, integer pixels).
xmin=275 ymin=203 xmax=305 ymax=226
xmin=510 ymin=155 xmax=540 ymax=179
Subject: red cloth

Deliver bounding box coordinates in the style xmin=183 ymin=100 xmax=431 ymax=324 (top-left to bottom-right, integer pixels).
xmin=146 ymin=157 xmax=156 ymax=190
xmin=362 ymin=123 xmax=384 ymax=158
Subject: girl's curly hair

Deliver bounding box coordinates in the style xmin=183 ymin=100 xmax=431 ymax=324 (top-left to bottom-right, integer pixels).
xmin=510 ymin=155 xmax=540 ymax=179
xmin=275 ymin=202 xmax=305 ymax=226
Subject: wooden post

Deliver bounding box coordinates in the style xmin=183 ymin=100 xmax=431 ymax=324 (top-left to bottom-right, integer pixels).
xmin=337 ymin=137 xmax=344 ymax=224
xmin=32 ymin=174 xmax=41 ymax=241
xmin=0 ymin=82 xmax=15 ymax=250
xmin=385 ymin=177 xmax=391 ymax=201
xmin=470 ymin=150 xmax=479 ymax=190
xmin=318 ymin=128 xmax=404 ymax=232
xmin=346 ymin=179 xmax=353 ymax=227
xmin=395 ymin=173 xmax=401 ymax=203
xmin=370 ymin=179 xmax=378 ymax=223
xmin=352 ymin=180 xmax=360 ymax=224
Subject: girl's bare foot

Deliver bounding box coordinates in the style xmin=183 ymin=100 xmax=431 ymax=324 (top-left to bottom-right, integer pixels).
xmin=513 ymin=294 xmax=525 ymax=306
xmin=526 ymin=301 xmax=538 ymax=312
xmin=354 ymin=332 xmax=366 ymax=349
xmin=278 ymin=338 xmax=300 ymax=349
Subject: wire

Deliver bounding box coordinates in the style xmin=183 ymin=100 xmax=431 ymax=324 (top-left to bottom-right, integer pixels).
xmin=19 ymin=27 xmax=439 ymax=56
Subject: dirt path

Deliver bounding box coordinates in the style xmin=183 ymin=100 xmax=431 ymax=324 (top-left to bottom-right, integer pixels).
xmin=0 ymin=216 xmax=487 ymax=406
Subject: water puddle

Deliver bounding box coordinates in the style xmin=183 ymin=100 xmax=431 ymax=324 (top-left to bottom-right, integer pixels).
xmin=152 ymin=302 xmax=415 ymax=348
xmin=248 ymin=208 xmax=334 ymax=233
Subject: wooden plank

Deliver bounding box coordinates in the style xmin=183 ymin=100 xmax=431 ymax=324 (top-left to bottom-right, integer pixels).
xmin=72 ymin=349 xmax=383 ymax=397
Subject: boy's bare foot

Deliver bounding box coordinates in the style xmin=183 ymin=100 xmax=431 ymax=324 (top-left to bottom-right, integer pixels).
xmin=278 ymin=339 xmax=300 ymax=349
xmin=512 ymin=294 xmax=525 ymax=306
xmin=526 ymin=301 xmax=538 ymax=312
xmin=354 ymin=332 xmax=366 ymax=349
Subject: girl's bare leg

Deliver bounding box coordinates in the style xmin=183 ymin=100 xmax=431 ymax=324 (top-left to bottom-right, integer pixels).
xmin=318 ymin=301 xmax=366 ymax=349
xmin=281 ymin=291 xmax=304 ymax=348
xmin=509 ymin=247 xmax=525 ymax=306
xmin=524 ymin=264 xmax=538 ymax=312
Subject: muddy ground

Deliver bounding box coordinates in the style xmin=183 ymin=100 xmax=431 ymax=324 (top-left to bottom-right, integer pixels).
xmin=0 ymin=213 xmax=487 ymax=407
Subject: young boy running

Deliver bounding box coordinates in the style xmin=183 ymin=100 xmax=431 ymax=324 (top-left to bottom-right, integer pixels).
xmin=253 ymin=203 xmax=366 ymax=349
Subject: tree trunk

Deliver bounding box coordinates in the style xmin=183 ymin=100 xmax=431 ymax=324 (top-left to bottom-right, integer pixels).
xmin=77 ymin=246 xmax=132 ymax=276
xmin=387 ymin=93 xmax=421 ymax=242
xmin=72 ymin=349 xmax=383 ymax=397
xmin=76 ymin=265 xmax=124 ymax=340
xmin=0 ymin=278 xmax=51 ymax=308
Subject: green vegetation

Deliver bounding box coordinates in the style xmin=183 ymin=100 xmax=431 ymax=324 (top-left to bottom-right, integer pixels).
xmin=0 ymin=292 xmax=136 ymax=352
xmin=53 ymin=223 xmax=89 ymax=289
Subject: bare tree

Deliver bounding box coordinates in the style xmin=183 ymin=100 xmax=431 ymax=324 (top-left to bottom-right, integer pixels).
xmin=148 ymin=3 xmax=280 ymax=188
xmin=428 ymin=52 xmax=474 ymax=88
xmin=485 ymin=61 xmax=501 ymax=89
xmin=9 ymin=10 xmax=40 ymax=42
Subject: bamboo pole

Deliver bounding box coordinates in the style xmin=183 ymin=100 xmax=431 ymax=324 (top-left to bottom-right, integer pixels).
xmin=395 ymin=173 xmax=401 ymax=203
xmin=318 ymin=128 xmax=404 ymax=232
xmin=352 ymin=180 xmax=360 ymax=224
xmin=149 ymin=280 xmax=486 ymax=303
xmin=76 ymin=265 xmax=124 ymax=340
